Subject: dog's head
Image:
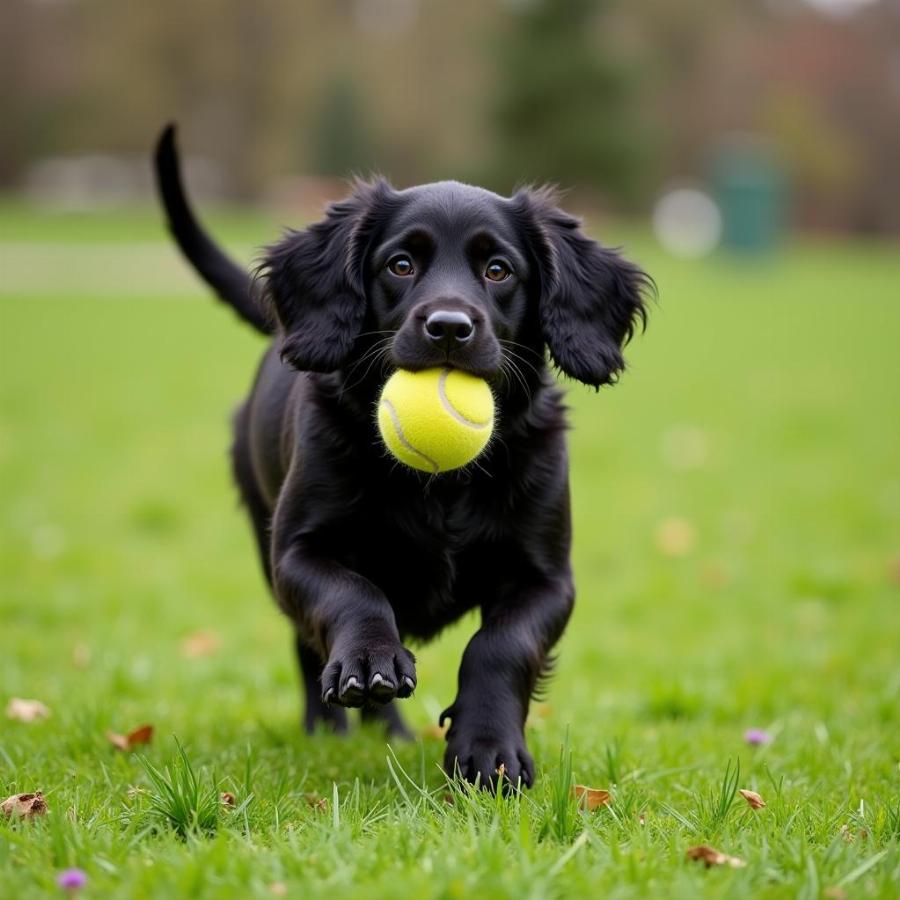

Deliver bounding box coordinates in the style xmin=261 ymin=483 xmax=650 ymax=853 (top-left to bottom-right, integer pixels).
xmin=262 ymin=179 xmax=650 ymax=391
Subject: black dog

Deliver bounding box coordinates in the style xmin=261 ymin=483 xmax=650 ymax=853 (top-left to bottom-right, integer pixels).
xmin=154 ymin=125 xmax=650 ymax=788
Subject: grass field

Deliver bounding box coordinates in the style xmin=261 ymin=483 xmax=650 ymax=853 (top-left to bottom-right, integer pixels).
xmin=2 ymin=204 xmax=899 ymax=898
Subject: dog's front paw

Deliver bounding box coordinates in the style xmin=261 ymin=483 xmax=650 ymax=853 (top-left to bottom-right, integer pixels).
xmin=440 ymin=705 xmax=534 ymax=790
xmin=321 ymin=639 xmax=416 ymax=708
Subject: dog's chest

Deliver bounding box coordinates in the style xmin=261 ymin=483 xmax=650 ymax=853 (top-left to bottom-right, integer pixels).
xmin=351 ymin=481 xmax=504 ymax=638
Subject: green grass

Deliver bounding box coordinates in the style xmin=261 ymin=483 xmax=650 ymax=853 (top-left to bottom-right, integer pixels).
xmin=2 ymin=204 xmax=899 ymax=898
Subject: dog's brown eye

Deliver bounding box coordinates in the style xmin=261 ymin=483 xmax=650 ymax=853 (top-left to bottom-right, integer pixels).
xmin=485 ymin=260 xmax=511 ymax=282
xmin=388 ymin=256 xmax=414 ymax=277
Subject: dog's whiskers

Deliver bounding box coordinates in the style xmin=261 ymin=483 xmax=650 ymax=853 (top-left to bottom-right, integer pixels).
xmin=499 ymin=340 xmax=543 ymax=379
xmin=501 ymin=350 xmax=533 ymax=402
xmin=341 ymin=343 xmax=393 ymax=396
xmin=342 ymin=337 xmax=393 ymax=380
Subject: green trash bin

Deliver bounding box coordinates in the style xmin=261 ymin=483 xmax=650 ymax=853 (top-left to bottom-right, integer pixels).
xmin=712 ymin=136 xmax=786 ymax=254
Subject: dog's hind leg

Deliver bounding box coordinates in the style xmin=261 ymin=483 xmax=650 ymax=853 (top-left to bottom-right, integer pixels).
xmin=360 ymin=702 xmax=412 ymax=740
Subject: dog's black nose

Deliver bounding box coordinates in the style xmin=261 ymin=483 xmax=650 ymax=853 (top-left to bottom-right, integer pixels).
xmin=424 ymin=310 xmax=474 ymax=348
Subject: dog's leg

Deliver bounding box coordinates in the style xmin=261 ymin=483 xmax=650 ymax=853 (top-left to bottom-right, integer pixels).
xmin=440 ymin=579 xmax=574 ymax=789
xmin=272 ymin=524 xmax=417 ymax=710
xmin=360 ymin=701 xmax=413 ymax=739
xmin=296 ymin=638 xmax=348 ymax=735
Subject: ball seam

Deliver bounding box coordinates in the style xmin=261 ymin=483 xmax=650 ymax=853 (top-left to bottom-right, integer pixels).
xmin=437 ymin=368 xmax=492 ymax=429
xmin=380 ymin=397 xmax=440 ymax=473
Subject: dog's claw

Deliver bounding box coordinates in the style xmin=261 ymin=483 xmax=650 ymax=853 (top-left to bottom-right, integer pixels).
xmin=323 ymin=687 xmax=335 ymax=705
xmin=368 ymin=671 xmax=396 ymax=703
xmin=321 ymin=642 xmax=417 ymax=707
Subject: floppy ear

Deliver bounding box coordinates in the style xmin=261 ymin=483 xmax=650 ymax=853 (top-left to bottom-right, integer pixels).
xmin=512 ymin=188 xmax=652 ymax=388
xmin=261 ymin=178 xmax=393 ymax=372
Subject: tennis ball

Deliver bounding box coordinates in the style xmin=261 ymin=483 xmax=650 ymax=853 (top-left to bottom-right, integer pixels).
xmin=377 ymin=367 xmax=494 ymax=473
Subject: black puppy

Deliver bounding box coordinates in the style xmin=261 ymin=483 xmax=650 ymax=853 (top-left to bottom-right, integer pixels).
xmin=154 ymin=125 xmax=650 ymax=788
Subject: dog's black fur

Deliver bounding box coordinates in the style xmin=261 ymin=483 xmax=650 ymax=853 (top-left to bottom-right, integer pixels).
xmin=154 ymin=125 xmax=651 ymax=788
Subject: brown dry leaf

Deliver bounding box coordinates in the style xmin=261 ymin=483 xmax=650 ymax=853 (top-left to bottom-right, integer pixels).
xmin=304 ymin=793 xmax=328 ymax=812
xmin=107 ymin=724 xmax=154 ymax=751
xmin=180 ymin=630 xmax=220 ymax=659
xmin=686 ymin=845 xmax=746 ymax=868
xmin=738 ymin=788 xmax=766 ymax=810
xmin=824 ymin=888 xmax=847 ymax=900
xmin=2 ymin=792 xmax=48 ymax=820
xmin=270 ymin=884 xmax=288 ymax=897
xmin=6 ymin=698 xmax=51 ymax=722
xmin=220 ymin=792 xmax=236 ymax=808
xmin=572 ymin=784 xmax=612 ymax=811
xmin=655 ymin=517 xmax=696 ymax=557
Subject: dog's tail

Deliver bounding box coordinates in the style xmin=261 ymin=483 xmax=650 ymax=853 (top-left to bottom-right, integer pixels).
xmin=153 ymin=124 xmax=273 ymax=335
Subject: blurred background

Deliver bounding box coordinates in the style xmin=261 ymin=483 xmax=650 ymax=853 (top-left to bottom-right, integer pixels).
xmin=1 ymin=0 xmax=899 ymax=240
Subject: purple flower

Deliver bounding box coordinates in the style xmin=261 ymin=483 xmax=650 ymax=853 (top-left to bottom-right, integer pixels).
xmin=744 ymin=728 xmax=772 ymax=746
xmin=57 ymin=869 xmax=87 ymax=891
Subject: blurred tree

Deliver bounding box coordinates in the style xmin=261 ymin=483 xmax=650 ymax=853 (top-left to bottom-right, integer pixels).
xmin=309 ymin=76 xmax=377 ymax=177
xmin=490 ymin=0 xmax=652 ymax=204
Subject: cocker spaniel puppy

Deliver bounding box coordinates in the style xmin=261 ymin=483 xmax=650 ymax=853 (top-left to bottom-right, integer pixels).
xmin=155 ymin=125 xmax=650 ymax=789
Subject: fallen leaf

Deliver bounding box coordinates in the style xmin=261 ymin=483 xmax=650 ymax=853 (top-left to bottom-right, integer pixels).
xmin=572 ymin=784 xmax=612 ymax=811
xmin=738 ymin=788 xmax=766 ymax=809
xmin=686 ymin=845 xmax=746 ymax=868
xmin=824 ymin=888 xmax=847 ymax=900
xmin=6 ymin=698 xmax=51 ymax=722
xmin=270 ymin=884 xmax=288 ymax=897
xmin=220 ymin=792 xmax=236 ymax=808
xmin=888 ymin=556 xmax=900 ymax=585
xmin=2 ymin=791 xmax=48 ymax=820
xmin=304 ymin=793 xmax=328 ymax=812
xmin=180 ymin=631 xmax=220 ymax=659
xmin=106 ymin=724 xmax=154 ymax=751
xmin=655 ymin=517 xmax=696 ymax=557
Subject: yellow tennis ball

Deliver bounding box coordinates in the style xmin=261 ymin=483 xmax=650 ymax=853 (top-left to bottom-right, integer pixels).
xmin=377 ymin=367 xmax=494 ymax=473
